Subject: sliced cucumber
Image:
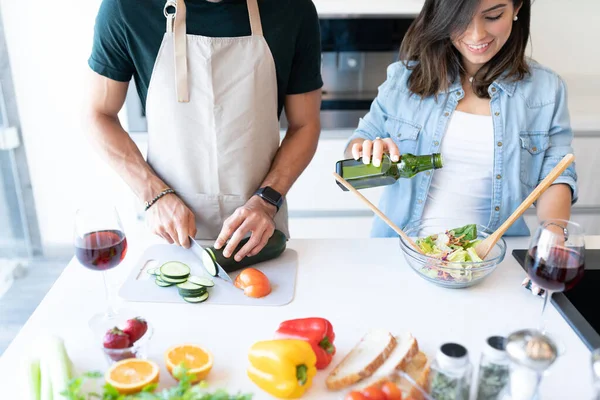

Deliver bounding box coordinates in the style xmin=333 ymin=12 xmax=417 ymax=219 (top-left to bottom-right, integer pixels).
xmin=160 ymin=261 xmax=191 ymax=279
xmin=178 ymin=288 xmax=207 ymax=297
xmin=183 ymin=292 xmax=209 ymax=303
xmin=160 ymin=275 xmax=189 ymax=284
xmin=147 ymin=268 xmax=160 ymax=276
xmin=176 ymin=281 xmax=202 ymax=291
xmin=202 ymin=251 xmax=218 ymax=277
xmin=155 ymin=278 xmax=174 ymax=287
xmin=187 ymin=276 xmax=215 ymax=288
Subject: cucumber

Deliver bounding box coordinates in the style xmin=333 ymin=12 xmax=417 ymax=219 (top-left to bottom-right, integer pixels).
xmin=176 ymin=281 xmax=202 ymax=291
xmin=160 ymin=261 xmax=191 ymax=279
xmin=147 ymin=268 xmax=160 ymax=276
xmin=204 ymin=229 xmax=287 ymax=273
xmin=160 ymin=275 xmax=188 ymax=284
xmin=183 ymin=292 xmax=209 ymax=303
xmin=155 ymin=278 xmax=174 ymax=287
xmin=178 ymin=288 xmax=207 ymax=297
xmin=187 ymin=276 xmax=215 ymax=288
xmin=201 ymin=251 xmax=218 ymax=277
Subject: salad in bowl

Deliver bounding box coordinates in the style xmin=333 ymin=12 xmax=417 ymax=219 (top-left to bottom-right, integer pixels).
xmin=400 ymin=219 xmax=506 ymax=288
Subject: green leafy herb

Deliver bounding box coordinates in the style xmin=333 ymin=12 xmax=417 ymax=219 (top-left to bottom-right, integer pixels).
xmin=449 ymin=224 xmax=478 ymax=242
xmin=429 ymin=370 xmax=470 ymax=400
xmin=476 ymin=363 xmax=509 ymax=400
xmin=61 ymin=364 xmax=253 ymax=400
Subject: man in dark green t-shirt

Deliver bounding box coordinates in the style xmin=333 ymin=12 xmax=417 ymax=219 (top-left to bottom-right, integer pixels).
xmin=86 ymin=0 xmax=322 ymax=259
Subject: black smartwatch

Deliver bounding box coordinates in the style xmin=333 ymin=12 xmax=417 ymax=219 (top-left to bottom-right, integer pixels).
xmin=254 ymin=186 xmax=284 ymax=211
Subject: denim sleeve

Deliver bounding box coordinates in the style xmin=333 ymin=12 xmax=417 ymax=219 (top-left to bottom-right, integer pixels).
xmin=344 ymin=63 xmax=399 ymax=151
xmin=539 ymin=77 xmax=578 ymax=204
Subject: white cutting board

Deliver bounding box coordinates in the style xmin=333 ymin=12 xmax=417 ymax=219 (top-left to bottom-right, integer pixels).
xmin=118 ymin=243 xmax=298 ymax=306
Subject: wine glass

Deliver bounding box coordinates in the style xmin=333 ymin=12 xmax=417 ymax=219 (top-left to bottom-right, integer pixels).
xmin=525 ymin=219 xmax=585 ymax=332
xmin=74 ymin=207 xmax=129 ymax=331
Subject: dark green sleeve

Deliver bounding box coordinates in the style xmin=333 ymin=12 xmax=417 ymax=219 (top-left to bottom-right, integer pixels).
xmin=286 ymin=0 xmax=323 ymax=95
xmin=88 ymin=0 xmax=134 ymax=82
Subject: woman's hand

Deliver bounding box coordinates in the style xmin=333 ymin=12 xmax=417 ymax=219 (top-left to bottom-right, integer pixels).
xmin=351 ymin=137 xmax=400 ymax=167
xmin=146 ymin=194 xmax=197 ymax=248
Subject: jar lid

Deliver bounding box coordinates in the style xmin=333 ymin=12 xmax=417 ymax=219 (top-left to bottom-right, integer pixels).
xmin=437 ymin=343 xmax=469 ymax=371
xmin=506 ymin=329 xmax=557 ymax=372
xmin=483 ymin=336 xmax=508 ymax=362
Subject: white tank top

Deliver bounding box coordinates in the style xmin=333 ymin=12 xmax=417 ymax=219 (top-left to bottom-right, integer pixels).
xmin=421 ymin=110 xmax=494 ymax=229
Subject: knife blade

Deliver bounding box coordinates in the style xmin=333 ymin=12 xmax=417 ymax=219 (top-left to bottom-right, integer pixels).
xmin=189 ymin=237 xmax=234 ymax=285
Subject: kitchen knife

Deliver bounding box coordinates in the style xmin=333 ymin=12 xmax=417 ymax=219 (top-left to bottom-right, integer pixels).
xmin=189 ymin=237 xmax=234 ymax=285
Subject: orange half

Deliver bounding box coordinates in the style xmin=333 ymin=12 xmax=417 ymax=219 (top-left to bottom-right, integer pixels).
xmin=105 ymin=359 xmax=160 ymax=394
xmin=164 ymin=344 xmax=213 ymax=383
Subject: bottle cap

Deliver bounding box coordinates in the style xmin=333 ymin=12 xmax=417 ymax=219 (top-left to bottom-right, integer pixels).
xmin=437 ymin=343 xmax=469 ymax=371
xmin=506 ymin=329 xmax=557 ymax=372
xmin=483 ymin=336 xmax=508 ymax=363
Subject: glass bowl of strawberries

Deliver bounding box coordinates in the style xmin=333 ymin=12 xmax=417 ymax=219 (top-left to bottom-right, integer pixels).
xmin=102 ymin=316 xmax=153 ymax=365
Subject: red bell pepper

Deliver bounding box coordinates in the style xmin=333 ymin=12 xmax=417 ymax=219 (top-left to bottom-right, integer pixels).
xmin=275 ymin=317 xmax=336 ymax=370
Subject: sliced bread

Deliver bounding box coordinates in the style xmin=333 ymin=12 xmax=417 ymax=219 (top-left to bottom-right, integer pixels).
xmin=397 ymin=351 xmax=431 ymax=400
xmin=354 ymin=332 xmax=420 ymax=390
xmin=326 ymin=329 xmax=397 ymax=390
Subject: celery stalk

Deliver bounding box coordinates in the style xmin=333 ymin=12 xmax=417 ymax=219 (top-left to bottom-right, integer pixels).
xmin=40 ymin=336 xmax=72 ymax=400
xmin=22 ymin=357 xmax=41 ymax=400
xmin=39 ymin=355 xmax=53 ymax=400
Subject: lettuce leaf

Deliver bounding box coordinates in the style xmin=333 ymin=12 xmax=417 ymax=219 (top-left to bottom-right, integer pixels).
xmin=416 ymin=236 xmax=436 ymax=254
xmin=449 ymin=224 xmax=478 ymax=241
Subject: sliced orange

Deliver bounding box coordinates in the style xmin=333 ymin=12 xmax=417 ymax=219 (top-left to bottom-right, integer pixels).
xmin=104 ymin=359 xmax=160 ymax=394
xmin=164 ymin=344 xmax=213 ymax=383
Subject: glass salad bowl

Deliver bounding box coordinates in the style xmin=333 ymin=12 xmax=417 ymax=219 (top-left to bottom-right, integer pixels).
xmin=399 ymin=218 xmax=506 ymax=289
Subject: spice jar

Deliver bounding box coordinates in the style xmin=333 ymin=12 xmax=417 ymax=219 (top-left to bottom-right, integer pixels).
xmin=476 ymin=336 xmax=510 ymax=400
xmin=429 ymin=343 xmax=473 ymax=400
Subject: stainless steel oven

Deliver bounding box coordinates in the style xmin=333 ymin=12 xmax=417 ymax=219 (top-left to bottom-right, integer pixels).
xmin=124 ymin=16 xmax=416 ymax=133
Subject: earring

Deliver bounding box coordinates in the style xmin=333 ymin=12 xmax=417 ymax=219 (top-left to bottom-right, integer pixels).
xmin=513 ymin=15 xmax=519 ymax=21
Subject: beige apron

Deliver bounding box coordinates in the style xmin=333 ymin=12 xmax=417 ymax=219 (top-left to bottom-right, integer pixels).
xmin=146 ymin=0 xmax=289 ymax=239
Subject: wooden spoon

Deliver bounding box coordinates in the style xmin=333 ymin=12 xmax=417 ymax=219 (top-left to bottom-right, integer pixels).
xmin=333 ymin=172 xmax=424 ymax=254
xmin=475 ymin=154 xmax=576 ymax=260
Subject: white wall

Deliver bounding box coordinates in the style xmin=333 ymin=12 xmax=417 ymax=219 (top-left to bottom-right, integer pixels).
xmin=529 ymin=0 xmax=600 ymax=77
xmin=0 ymin=0 xmax=140 ymax=248
xmin=0 ymin=0 xmax=598 ymax=248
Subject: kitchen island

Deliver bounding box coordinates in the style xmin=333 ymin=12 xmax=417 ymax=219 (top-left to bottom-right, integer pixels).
xmin=0 ymin=233 xmax=596 ymax=399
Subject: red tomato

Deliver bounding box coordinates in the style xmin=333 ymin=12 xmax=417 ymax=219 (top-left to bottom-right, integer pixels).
xmin=345 ymin=391 xmax=368 ymax=400
xmin=361 ymin=386 xmax=387 ymax=400
xmin=381 ymin=381 xmax=403 ymax=400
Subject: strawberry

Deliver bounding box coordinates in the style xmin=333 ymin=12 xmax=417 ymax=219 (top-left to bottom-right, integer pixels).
xmin=103 ymin=328 xmax=131 ymax=349
xmin=123 ymin=317 xmax=148 ymax=343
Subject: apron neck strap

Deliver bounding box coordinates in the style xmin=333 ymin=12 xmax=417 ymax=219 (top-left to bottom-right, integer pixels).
xmin=173 ymin=0 xmax=189 ymax=102
xmin=247 ymin=0 xmax=263 ymax=37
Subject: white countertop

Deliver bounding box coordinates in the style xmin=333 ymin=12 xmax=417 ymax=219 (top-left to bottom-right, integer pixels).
xmin=0 ymin=234 xmax=596 ymax=399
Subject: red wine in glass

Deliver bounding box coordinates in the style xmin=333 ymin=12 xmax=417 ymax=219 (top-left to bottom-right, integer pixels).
xmin=75 ymin=229 xmax=128 ymax=271
xmin=526 ymin=246 xmax=585 ymax=292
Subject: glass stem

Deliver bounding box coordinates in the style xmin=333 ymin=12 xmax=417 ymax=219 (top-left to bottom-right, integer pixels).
xmin=539 ymin=290 xmax=552 ymax=333
xmin=102 ymin=270 xmax=116 ymax=318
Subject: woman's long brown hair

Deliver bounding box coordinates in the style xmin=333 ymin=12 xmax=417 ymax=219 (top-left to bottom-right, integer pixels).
xmin=400 ymin=0 xmax=530 ymax=98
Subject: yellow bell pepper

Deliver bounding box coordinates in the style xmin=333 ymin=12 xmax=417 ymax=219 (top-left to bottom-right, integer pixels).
xmin=247 ymin=339 xmax=317 ymax=399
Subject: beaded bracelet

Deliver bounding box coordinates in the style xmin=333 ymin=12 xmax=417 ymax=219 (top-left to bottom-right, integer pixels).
xmin=144 ymin=188 xmax=176 ymax=211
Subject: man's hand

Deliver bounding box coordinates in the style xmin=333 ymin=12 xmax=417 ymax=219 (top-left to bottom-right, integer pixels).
xmin=214 ymin=196 xmax=277 ymax=261
xmin=146 ymin=194 xmax=197 ymax=248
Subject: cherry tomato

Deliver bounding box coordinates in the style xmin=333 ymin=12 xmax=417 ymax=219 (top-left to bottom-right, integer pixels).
xmin=361 ymin=386 xmax=387 ymax=400
xmin=345 ymin=391 xmax=368 ymax=400
xmin=381 ymin=381 xmax=403 ymax=400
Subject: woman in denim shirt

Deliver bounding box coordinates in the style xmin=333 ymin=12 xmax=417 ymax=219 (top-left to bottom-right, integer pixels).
xmin=345 ymin=0 xmax=577 ymax=238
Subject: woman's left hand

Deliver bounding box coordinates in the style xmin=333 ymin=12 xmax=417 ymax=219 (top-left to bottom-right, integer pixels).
xmin=214 ymin=196 xmax=276 ymax=261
